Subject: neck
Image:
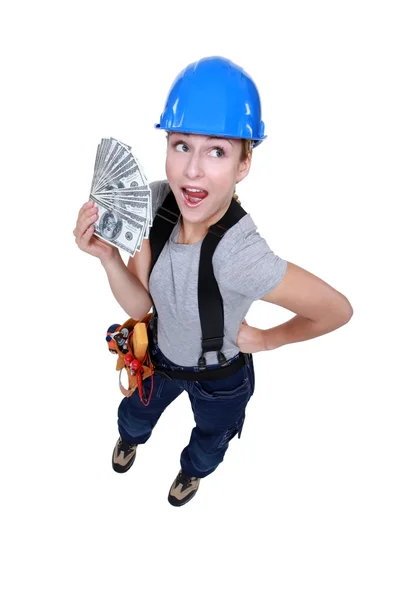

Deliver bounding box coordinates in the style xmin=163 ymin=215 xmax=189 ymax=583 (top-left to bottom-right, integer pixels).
xmin=178 ymin=197 xmax=232 ymax=245
xmin=178 ymin=219 xmax=208 ymax=245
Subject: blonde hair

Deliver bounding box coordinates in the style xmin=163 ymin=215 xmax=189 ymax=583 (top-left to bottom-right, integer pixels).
xmin=235 ymin=139 xmax=253 ymax=204
xmin=240 ymin=138 xmax=254 ymax=161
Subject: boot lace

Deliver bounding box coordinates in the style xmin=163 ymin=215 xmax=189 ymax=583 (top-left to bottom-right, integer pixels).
xmin=118 ymin=437 xmax=136 ymax=455
xmin=175 ymin=470 xmax=194 ymax=487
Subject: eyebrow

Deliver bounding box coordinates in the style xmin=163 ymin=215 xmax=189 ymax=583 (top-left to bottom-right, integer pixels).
xmin=207 ymin=136 xmax=233 ymax=147
xmin=171 ymin=133 xmax=233 ymax=147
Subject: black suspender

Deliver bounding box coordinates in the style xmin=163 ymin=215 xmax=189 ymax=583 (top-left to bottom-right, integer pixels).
xmin=197 ymin=199 xmax=246 ymax=368
xmin=149 ymin=190 xmax=246 ymax=370
xmin=149 ymin=191 xmax=180 ymax=274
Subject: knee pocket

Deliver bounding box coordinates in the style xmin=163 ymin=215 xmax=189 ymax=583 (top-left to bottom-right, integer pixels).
xmin=217 ymin=413 xmax=246 ymax=449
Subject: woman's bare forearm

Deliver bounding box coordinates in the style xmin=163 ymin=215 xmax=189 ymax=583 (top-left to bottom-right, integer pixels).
xmin=100 ymin=251 xmax=153 ymax=320
xmin=262 ymin=311 xmax=352 ymax=351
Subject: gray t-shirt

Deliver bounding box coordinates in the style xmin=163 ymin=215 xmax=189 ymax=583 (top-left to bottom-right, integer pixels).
xmin=148 ymin=180 xmax=287 ymax=367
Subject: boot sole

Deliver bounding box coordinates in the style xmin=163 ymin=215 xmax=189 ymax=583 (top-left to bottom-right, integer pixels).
xmin=168 ymin=486 xmax=199 ymax=507
xmin=112 ymin=452 xmax=136 ymax=473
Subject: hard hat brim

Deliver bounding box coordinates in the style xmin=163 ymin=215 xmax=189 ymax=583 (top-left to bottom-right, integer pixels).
xmin=154 ymin=123 xmax=267 ymax=147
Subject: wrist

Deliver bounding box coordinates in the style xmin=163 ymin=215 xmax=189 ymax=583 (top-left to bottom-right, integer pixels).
xmin=262 ymin=328 xmax=281 ymax=351
xmin=100 ymin=249 xmax=121 ymax=270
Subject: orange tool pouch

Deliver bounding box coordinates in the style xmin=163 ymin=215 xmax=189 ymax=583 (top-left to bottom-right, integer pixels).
xmin=106 ymin=313 xmax=154 ymax=405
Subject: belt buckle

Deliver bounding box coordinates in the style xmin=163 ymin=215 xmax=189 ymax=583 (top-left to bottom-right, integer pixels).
xmin=244 ymin=353 xmax=252 ymax=365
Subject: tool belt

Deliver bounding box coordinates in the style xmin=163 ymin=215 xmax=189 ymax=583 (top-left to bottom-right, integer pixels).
xmin=106 ymin=313 xmax=252 ymax=403
xmin=106 ymin=313 xmax=154 ymax=404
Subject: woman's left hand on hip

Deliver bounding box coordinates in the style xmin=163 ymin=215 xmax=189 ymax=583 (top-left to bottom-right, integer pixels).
xmin=236 ymin=320 xmax=268 ymax=353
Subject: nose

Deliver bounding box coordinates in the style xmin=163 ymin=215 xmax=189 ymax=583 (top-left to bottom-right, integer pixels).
xmin=183 ymin=150 xmax=204 ymax=180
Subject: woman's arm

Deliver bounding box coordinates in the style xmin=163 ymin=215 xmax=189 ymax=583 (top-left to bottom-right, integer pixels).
xmin=74 ymin=200 xmax=153 ymax=319
xmin=126 ymin=239 xmax=152 ymax=292
xmin=260 ymin=261 xmax=353 ymax=350
xmin=101 ymin=245 xmax=153 ymax=321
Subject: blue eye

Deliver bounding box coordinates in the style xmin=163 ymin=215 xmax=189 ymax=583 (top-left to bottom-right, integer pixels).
xmin=210 ymin=146 xmax=225 ymax=158
xmin=176 ymin=142 xmax=189 ymax=152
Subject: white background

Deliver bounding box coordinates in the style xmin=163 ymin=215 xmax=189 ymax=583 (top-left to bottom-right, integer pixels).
xmin=1 ymin=1 xmax=399 ymax=598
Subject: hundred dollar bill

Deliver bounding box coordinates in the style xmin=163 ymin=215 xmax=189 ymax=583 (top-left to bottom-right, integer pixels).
xmin=94 ymin=196 xmax=153 ymax=238
xmin=94 ymin=141 xmax=147 ymax=192
xmin=90 ymin=143 xmax=102 ymax=194
xmin=93 ymin=203 xmax=143 ymax=256
xmin=95 ymin=139 xmax=111 ymax=187
xmin=95 ymin=161 xmax=147 ymax=193
xmin=91 ymin=201 xmax=150 ymax=219
xmin=91 ymin=191 xmax=149 ymax=201
xmin=100 ymin=139 xmax=135 ymax=183
xmin=96 ymin=198 xmax=151 ymax=229
xmin=93 ymin=197 xmax=147 ymax=229
xmin=92 ymin=138 xmax=126 ymax=191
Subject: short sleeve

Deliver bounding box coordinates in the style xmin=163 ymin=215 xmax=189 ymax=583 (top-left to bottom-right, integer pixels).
xmin=218 ymin=222 xmax=287 ymax=300
xmin=149 ymin=180 xmax=170 ymax=217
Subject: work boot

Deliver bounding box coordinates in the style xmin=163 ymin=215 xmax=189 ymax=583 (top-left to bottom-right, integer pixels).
xmin=168 ymin=469 xmax=200 ymax=507
xmin=112 ymin=436 xmax=137 ymax=473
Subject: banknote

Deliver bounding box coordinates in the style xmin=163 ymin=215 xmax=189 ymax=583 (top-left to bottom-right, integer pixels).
xmin=89 ymin=137 xmax=152 ymax=257
xmin=94 ymin=203 xmax=143 ymax=256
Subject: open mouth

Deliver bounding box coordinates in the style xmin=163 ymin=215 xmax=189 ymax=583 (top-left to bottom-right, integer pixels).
xmin=181 ymin=187 xmax=208 ymax=208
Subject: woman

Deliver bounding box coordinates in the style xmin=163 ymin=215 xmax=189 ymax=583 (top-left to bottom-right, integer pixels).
xmin=73 ymin=56 xmax=353 ymax=507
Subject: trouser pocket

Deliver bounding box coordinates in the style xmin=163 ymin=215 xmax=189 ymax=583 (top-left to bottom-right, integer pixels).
xmin=216 ymin=412 xmax=246 ymax=449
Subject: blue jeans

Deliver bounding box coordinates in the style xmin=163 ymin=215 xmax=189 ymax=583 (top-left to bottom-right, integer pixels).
xmin=117 ymin=330 xmax=255 ymax=478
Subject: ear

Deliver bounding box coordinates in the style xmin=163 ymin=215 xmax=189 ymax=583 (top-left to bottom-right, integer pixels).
xmin=236 ymin=154 xmax=252 ymax=184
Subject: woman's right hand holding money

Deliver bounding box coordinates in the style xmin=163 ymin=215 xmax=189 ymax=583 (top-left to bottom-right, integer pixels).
xmin=73 ymin=201 xmax=118 ymax=263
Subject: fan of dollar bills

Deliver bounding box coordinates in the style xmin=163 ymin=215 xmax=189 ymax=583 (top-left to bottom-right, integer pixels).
xmin=89 ymin=137 xmax=152 ymax=257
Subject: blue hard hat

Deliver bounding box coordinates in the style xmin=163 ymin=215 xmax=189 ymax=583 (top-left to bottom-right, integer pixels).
xmin=155 ymin=56 xmax=266 ymax=148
